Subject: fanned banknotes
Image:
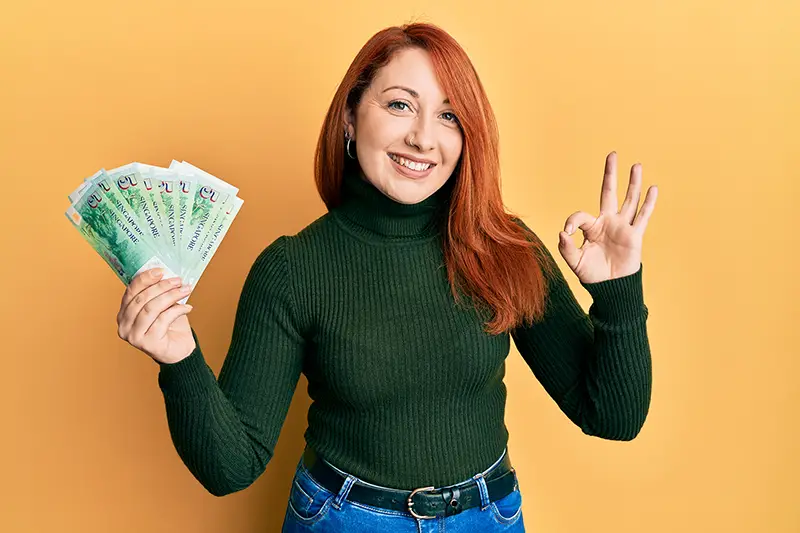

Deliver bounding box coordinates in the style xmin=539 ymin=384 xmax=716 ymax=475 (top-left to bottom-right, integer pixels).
xmin=65 ymin=161 xmax=244 ymax=304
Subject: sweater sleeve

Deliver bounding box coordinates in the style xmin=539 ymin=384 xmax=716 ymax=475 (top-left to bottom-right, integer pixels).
xmin=155 ymin=236 xmax=306 ymax=496
xmin=509 ymin=221 xmax=652 ymax=441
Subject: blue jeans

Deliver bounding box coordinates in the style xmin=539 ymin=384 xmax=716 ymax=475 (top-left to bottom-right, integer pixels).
xmin=281 ymin=448 xmax=525 ymax=532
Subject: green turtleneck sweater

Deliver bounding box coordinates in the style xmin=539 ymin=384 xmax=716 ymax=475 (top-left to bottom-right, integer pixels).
xmin=157 ymin=165 xmax=651 ymax=496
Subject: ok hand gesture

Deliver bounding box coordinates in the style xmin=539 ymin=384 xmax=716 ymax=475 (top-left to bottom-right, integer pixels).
xmin=558 ymin=152 xmax=658 ymax=284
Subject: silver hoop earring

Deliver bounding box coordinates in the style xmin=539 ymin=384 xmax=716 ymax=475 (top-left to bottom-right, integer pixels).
xmin=346 ymin=137 xmax=356 ymax=160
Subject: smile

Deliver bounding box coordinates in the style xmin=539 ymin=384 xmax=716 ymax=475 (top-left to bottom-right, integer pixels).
xmin=388 ymin=153 xmax=435 ymax=172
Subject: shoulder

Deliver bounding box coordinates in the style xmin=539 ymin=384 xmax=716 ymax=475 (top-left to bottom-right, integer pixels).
xmin=290 ymin=211 xmax=336 ymax=241
xmin=508 ymin=215 xmax=550 ymax=259
xmin=508 ymin=215 xmax=542 ymax=243
xmin=242 ymin=214 xmax=340 ymax=336
xmin=248 ymin=211 xmax=340 ymax=275
xmin=277 ymin=211 xmax=340 ymax=258
xmin=506 ymin=214 xmax=562 ymax=281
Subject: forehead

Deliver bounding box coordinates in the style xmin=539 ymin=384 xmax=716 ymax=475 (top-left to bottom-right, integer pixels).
xmin=372 ymin=48 xmax=447 ymax=100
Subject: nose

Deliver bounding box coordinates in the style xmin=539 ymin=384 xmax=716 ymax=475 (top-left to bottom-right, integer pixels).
xmin=407 ymin=115 xmax=435 ymax=152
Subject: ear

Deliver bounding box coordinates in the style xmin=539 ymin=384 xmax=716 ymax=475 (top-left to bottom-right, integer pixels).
xmin=341 ymin=107 xmax=355 ymax=140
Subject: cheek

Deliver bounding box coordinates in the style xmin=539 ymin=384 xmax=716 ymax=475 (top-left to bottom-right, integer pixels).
xmin=358 ymin=112 xmax=404 ymax=148
xmin=444 ymin=136 xmax=464 ymax=167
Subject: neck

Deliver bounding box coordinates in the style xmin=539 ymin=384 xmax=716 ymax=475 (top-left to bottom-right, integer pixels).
xmin=333 ymin=162 xmax=452 ymax=243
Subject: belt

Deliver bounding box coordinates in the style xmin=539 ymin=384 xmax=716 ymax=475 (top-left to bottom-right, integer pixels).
xmin=301 ymin=447 xmax=517 ymax=519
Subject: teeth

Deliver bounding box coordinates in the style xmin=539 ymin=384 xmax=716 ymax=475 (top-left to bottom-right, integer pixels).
xmin=390 ymin=154 xmax=432 ymax=171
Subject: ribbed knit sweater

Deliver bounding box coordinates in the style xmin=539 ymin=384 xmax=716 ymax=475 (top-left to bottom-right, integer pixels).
xmin=157 ymin=164 xmax=652 ymax=496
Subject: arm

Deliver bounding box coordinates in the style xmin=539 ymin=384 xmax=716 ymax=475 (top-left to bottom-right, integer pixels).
xmin=510 ymin=224 xmax=651 ymax=441
xmin=156 ymin=236 xmax=306 ymax=496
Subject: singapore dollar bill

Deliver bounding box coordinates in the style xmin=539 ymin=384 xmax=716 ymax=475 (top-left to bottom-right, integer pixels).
xmin=65 ymin=176 xmax=178 ymax=285
xmin=66 ymin=161 xmax=242 ymax=303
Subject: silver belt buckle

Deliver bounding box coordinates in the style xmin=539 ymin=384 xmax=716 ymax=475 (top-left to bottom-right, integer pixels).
xmin=407 ymin=486 xmax=437 ymax=519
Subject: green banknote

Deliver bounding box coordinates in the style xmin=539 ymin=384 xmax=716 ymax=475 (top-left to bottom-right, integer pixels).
xmin=168 ymin=160 xmax=239 ymax=281
xmin=156 ymin=168 xmax=180 ymax=260
xmin=176 ymin=174 xmax=197 ymax=271
xmin=138 ymin=163 xmax=180 ymax=264
xmin=65 ymin=174 xmax=178 ymax=284
xmin=138 ymin=165 xmax=172 ymax=265
xmin=66 ymin=180 xmax=130 ymax=284
xmin=66 ymin=161 xmax=242 ymax=303
xmin=186 ymin=194 xmax=244 ymax=286
xmin=82 ymin=169 xmax=159 ymax=253
xmin=105 ymin=163 xmax=179 ymax=274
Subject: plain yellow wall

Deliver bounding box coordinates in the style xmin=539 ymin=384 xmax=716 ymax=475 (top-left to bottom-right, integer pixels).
xmin=1 ymin=0 xmax=797 ymax=531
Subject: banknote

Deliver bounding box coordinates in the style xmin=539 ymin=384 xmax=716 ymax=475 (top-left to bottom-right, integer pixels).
xmin=185 ymin=194 xmax=244 ymax=286
xmin=65 ymin=178 xmax=178 ymax=285
xmin=176 ymin=174 xmax=196 ymax=271
xmin=137 ymin=163 xmax=181 ymax=267
xmin=66 ymin=161 xmax=243 ymax=304
xmin=169 ymin=162 xmax=226 ymax=280
xmin=105 ymin=163 xmax=180 ymax=274
xmin=81 ymin=170 xmax=160 ymax=253
xmin=168 ymin=160 xmax=239 ymax=281
xmin=176 ymin=163 xmax=244 ymax=286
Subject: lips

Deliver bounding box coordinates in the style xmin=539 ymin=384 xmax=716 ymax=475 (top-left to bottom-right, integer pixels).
xmin=388 ymin=153 xmax=436 ymax=179
xmin=388 ymin=152 xmax=437 ymax=166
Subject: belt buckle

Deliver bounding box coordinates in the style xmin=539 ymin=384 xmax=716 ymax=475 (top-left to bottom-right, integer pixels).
xmin=407 ymin=486 xmax=437 ymax=519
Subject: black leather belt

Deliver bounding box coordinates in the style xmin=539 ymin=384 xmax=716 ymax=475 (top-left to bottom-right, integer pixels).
xmin=301 ymin=447 xmax=517 ymax=519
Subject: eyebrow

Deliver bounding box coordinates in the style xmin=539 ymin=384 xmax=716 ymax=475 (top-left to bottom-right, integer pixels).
xmin=382 ymin=85 xmax=450 ymax=105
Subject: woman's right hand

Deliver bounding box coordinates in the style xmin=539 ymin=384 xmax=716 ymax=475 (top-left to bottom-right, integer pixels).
xmin=117 ymin=267 xmax=196 ymax=365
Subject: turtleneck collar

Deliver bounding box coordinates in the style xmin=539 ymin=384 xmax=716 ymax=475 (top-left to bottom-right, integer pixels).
xmin=332 ymin=162 xmax=453 ymax=243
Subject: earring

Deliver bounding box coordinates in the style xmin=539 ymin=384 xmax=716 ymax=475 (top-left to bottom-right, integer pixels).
xmin=345 ymin=135 xmax=356 ymax=160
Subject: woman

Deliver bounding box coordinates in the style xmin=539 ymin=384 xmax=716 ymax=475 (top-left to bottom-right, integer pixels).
xmin=116 ymin=22 xmax=658 ymax=532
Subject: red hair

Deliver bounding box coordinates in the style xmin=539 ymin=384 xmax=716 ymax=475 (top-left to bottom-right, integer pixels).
xmin=314 ymin=22 xmax=558 ymax=335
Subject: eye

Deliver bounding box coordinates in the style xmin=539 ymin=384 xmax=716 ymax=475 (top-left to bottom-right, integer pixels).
xmin=388 ymin=100 xmax=459 ymax=125
xmin=388 ymin=100 xmax=411 ymax=112
xmin=441 ymin=112 xmax=459 ymax=124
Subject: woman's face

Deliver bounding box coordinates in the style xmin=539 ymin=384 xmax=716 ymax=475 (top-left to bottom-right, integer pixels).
xmin=343 ymin=47 xmax=463 ymax=205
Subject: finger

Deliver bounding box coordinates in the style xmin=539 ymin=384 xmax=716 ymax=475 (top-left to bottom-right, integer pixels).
xmin=633 ymin=185 xmax=658 ymax=232
xmin=558 ymin=230 xmax=582 ymax=271
xmin=118 ymin=275 xmax=184 ymax=338
xmin=563 ymin=211 xmax=598 ymax=235
xmin=128 ymin=285 xmax=192 ymax=345
xmin=120 ymin=268 xmax=165 ymax=314
xmin=121 ymin=281 xmax=188 ymax=341
xmin=600 ymin=151 xmax=618 ymax=215
xmin=146 ymin=303 xmax=194 ymax=340
xmin=620 ymin=163 xmax=642 ymax=224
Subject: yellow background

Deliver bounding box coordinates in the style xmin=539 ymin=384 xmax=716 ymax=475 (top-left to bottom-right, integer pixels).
xmin=1 ymin=0 xmax=797 ymax=531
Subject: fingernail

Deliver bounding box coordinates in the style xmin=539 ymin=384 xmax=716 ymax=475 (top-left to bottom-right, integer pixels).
xmin=180 ymin=285 xmax=192 ymax=293
xmin=152 ymin=268 xmax=163 ymax=278
xmin=566 ymin=224 xmax=574 ymax=233
xmin=169 ymin=277 xmax=181 ymax=286
xmin=185 ymin=305 xmax=193 ymax=311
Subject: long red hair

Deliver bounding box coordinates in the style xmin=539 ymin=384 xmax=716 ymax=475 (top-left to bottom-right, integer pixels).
xmin=314 ymin=22 xmax=558 ymax=335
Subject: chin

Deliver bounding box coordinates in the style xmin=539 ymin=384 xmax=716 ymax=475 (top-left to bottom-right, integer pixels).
xmin=384 ymin=177 xmax=437 ymax=204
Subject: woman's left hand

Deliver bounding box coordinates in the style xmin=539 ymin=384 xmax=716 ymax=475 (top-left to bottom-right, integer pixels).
xmin=558 ymin=151 xmax=658 ymax=284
